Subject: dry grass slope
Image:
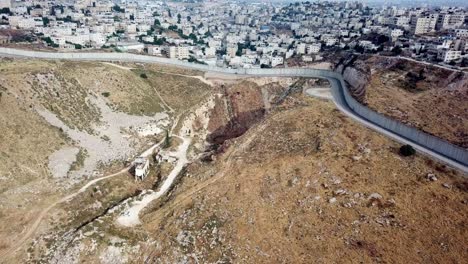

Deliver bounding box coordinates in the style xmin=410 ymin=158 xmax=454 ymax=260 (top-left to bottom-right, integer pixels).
xmin=141 ymin=95 xmax=467 ymax=263
xmin=362 ymin=56 xmax=468 ymax=148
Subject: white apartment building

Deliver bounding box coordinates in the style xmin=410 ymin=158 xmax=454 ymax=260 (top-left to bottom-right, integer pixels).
xmin=226 ymin=44 xmax=238 ymax=58
xmin=396 ymin=16 xmax=410 ymax=27
xmin=0 ymin=0 xmax=10 ymax=8
xmin=241 ymin=55 xmax=256 ymax=65
xmin=259 ymin=56 xmax=270 ymax=66
xmin=126 ymin=24 xmax=137 ymax=33
xmin=9 ymin=16 xmax=43 ymax=29
xmin=414 ymin=14 xmax=438 ymax=35
xmin=391 ymin=29 xmax=404 ymax=41
xmin=104 ymin=24 xmax=116 ymax=34
xmin=235 ymin=15 xmax=247 ymax=25
xmin=166 ymin=46 xmax=190 ymax=60
xmin=437 ymin=49 xmax=461 ymax=62
xmin=137 ymin=24 xmax=151 ymax=32
xmin=325 ymin=38 xmax=337 ymax=46
xmin=205 ymin=46 xmax=216 ymax=58
xmin=208 ymin=39 xmax=222 ymax=49
xmin=455 ymin=29 xmax=468 ymax=38
xmin=438 ymin=13 xmax=465 ymax=30
xmin=65 ymin=34 xmax=90 ymax=46
xmin=271 ymin=56 xmax=283 ymax=67
xmin=89 ymin=33 xmax=106 ymax=47
xmin=307 ymin=44 xmax=321 ymax=54
xmin=296 ymin=43 xmax=306 ymax=54
xmin=182 ymin=25 xmax=192 ymax=35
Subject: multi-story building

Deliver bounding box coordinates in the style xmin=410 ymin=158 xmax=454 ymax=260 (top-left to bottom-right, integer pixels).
xmin=414 ymin=14 xmax=438 ymax=35
xmin=226 ymin=44 xmax=238 ymax=58
xmin=271 ymin=56 xmax=283 ymax=67
xmin=391 ymin=29 xmax=404 ymax=41
xmin=296 ymin=43 xmax=306 ymax=54
xmin=166 ymin=46 xmax=190 ymax=60
xmin=437 ymin=49 xmax=462 ymax=62
xmin=205 ymin=46 xmax=216 ymax=58
xmin=437 ymin=13 xmax=465 ymax=30
xmin=307 ymin=43 xmax=321 ymax=54
xmin=455 ymin=29 xmax=468 ymax=38
xmin=0 ymin=0 xmax=10 ymax=8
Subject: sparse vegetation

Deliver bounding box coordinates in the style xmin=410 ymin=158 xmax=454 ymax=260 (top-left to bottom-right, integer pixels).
xmin=163 ymin=129 xmax=171 ymax=149
xmin=70 ymin=148 xmax=88 ymax=171
xmin=399 ymin=144 xmax=416 ymax=157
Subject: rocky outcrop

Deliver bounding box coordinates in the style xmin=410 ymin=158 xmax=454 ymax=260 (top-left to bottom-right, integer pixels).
xmin=207 ymin=81 xmax=267 ymax=145
xmin=335 ymin=55 xmax=371 ymax=103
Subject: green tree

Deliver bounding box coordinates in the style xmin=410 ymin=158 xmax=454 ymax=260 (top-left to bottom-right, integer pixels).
xmin=42 ymin=17 xmax=50 ymax=26
xmin=399 ymin=145 xmax=416 ymax=157
xmin=163 ymin=130 xmax=171 ymax=149
xmin=154 ymin=19 xmax=161 ymax=26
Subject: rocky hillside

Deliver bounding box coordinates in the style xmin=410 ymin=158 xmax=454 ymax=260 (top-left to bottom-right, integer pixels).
xmin=206 ymin=80 xmax=286 ymax=146
xmin=336 ymin=55 xmax=468 ymax=148
xmin=0 ymin=58 xmax=212 ymax=262
xmin=141 ymin=92 xmax=467 ymax=264
xmin=1 ymin=58 xmax=466 ymax=264
xmin=335 ymin=55 xmax=371 ymax=103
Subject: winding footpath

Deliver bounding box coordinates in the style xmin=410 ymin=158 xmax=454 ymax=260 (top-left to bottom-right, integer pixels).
xmin=1 ymin=47 xmax=464 ymax=171
xmin=0 ymin=47 xmax=467 ymax=261
xmin=0 ymin=130 xmax=167 ymax=261
xmin=117 ymin=135 xmax=191 ymax=227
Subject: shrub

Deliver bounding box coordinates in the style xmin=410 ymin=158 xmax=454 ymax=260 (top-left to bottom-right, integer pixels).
xmin=140 ymin=73 xmax=148 ymax=79
xmin=163 ymin=130 xmax=170 ymax=149
xmin=399 ymin=144 xmax=416 ymax=157
xmin=101 ymin=92 xmax=110 ymax=97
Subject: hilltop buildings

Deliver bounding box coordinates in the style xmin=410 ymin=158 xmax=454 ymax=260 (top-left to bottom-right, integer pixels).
xmin=0 ymin=0 xmax=466 ymax=67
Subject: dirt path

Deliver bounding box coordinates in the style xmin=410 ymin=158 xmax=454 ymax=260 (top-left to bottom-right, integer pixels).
xmin=145 ymin=120 xmax=270 ymax=227
xmin=0 ymin=169 xmax=127 ymax=262
xmin=117 ymin=135 xmax=191 ymax=227
xmin=0 ymin=137 xmax=167 ymax=262
xmin=102 ymin=62 xmax=135 ymax=71
xmin=304 ymin=87 xmax=333 ymax=100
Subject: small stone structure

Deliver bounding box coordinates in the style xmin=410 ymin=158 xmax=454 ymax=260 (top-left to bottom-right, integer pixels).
xmin=134 ymin=156 xmax=149 ymax=181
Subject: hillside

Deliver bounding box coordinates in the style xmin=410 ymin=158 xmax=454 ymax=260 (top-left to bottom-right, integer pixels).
xmin=0 ymin=58 xmax=466 ymax=264
xmin=139 ymin=93 xmax=467 ymax=263
xmin=0 ymin=58 xmax=212 ymax=261
xmin=337 ymin=55 xmax=468 ymax=148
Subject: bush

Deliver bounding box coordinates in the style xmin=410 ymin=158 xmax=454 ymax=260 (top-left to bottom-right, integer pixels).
xmin=399 ymin=144 xmax=416 ymax=157
xmin=140 ymin=73 xmax=148 ymax=79
xmin=101 ymin=92 xmax=110 ymax=97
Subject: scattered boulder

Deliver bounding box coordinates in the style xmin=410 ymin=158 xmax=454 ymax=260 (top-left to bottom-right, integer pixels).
xmin=368 ymin=193 xmax=383 ymax=200
xmin=426 ymin=173 xmax=438 ymax=182
xmin=334 ymin=189 xmax=347 ymax=196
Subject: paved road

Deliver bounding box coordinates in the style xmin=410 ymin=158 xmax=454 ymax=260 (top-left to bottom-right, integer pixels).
xmin=0 ymin=47 xmax=466 ymax=173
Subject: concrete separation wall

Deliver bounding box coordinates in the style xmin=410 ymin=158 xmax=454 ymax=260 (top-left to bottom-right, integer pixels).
xmin=0 ymin=47 xmax=466 ymax=170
